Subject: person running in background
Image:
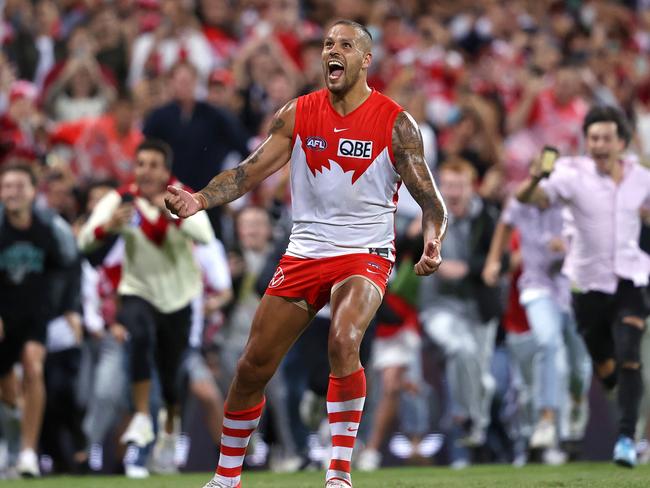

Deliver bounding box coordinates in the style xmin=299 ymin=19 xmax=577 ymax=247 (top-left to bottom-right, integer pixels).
xmin=78 ymin=139 xmax=214 ymax=478
xmin=517 ymin=105 xmax=650 ymax=467
xmin=0 ymin=163 xmax=77 ymax=477
xmin=483 ymin=194 xmax=591 ymax=463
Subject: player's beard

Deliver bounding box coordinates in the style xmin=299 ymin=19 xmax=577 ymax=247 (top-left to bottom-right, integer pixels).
xmin=327 ymin=68 xmax=360 ymax=96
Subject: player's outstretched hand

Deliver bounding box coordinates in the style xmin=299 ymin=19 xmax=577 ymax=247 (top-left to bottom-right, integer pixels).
xmin=415 ymin=238 xmax=442 ymax=276
xmin=165 ymin=185 xmax=203 ymax=218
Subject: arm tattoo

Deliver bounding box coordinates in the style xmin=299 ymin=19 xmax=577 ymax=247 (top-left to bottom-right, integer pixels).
xmin=392 ymin=111 xmax=448 ymax=239
xmin=198 ymin=146 xmax=265 ymax=207
xmin=269 ymin=116 xmax=285 ymax=135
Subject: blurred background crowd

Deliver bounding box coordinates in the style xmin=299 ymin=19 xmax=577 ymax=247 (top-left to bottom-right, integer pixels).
xmin=2 ymin=0 xmax=650 ymax=480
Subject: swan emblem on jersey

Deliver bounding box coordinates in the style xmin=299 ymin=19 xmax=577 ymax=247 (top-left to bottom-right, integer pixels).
xmin=269 ymin=267 xmax=285 ymax=288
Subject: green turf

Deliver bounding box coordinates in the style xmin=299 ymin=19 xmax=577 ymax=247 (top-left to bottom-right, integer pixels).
xmin=4 ymin=463 xmax=650 ymax=487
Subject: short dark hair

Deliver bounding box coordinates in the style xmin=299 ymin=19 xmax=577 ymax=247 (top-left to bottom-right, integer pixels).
xmin=583 ymin=105 xmax=631 ymax=144
xmin=136 ymin=139 xmax=174 ymax=170
xmin=168 ymin=59 xmax=198 ymax=79
xmin=0 ymin=162 xmax=37 ymax=187
xmin=331 ymin=19 xmax=373 ymax=48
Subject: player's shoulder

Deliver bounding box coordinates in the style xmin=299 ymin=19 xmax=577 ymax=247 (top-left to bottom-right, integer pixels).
xmin=296 ymin=88 xmax=328 ymax=107
xmin=371 ymin=89 xmax=403 ymax=112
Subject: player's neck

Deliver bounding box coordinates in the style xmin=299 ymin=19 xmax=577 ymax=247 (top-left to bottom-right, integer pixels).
xmin=328 ymin=83 xmax=372 ymax=117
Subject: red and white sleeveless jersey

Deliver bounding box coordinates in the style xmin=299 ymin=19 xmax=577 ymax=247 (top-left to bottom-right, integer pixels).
xmin=286 ymin=89 xmax=403 ymax=262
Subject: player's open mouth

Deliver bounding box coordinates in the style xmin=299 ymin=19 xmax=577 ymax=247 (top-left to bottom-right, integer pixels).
xmin=328 ymin=60 xmax=344 ymax=81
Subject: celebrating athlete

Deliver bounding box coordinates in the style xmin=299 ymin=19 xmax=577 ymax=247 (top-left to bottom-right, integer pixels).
xmin=165 ymin=19 xmax=447 ymax=488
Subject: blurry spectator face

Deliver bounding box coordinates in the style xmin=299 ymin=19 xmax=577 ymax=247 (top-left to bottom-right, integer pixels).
xmin=201 ymin=0 xmax=229 ymax=26
xmin=236 ymin=207 xmax=271 ymax=253
xmin=170 ymin=64 xmax=197 ymax=104
xmin=134 ymin=149 xmax=171 ymax=199
xmin=531 ymin=37 xmax=561 ymax=73
xmin=8 ymin=81 xmax=38 ymax=122
xmin=439 ymin=166 xmax=475 ymax=218
xmin=35 ymin=0 xmax=59 ymax=36
xmin=92 ymin=7 xmax=121 ymax=45
xmin=114 ymin=100 xmax=135 ymax=134
xmin=9 ymin=97 xmax=36 ymax=123
xmin=554 ymin=67 xmax=581 ymax=105
xmin=416 ymin=15 xmax=448 ymax=47
xmin=585 ymin=122 xmax=625 ymax=172
xmin=249 ymin=49 xmax=275 ymax=86
xmin=0 ymin=169 xmax=36 ymax=214
xmin=322 ymin=24 xmax=372 ymax=95
xmin=265 ymin=71 xmax=295 ymax=110
xmin=68 ymin=26 xmax=97 ymax=58
xmin=161 ymin=0 xmax=185 ymax=19
xmin=207 ymin=71 xmax=237 ymax=110
xmin=267 ymin=0 xmax=299 ymax=31
xmin=45 ymin=174 xmax=75 ymax=217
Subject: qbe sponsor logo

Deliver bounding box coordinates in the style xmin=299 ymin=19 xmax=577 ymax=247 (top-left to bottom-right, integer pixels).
xmin=337 ymin=138 xmax=373 ymax=159
xmin=306 ymin=136 xmax=327 ymax=151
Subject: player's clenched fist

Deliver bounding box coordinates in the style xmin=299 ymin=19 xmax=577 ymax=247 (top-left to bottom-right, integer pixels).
xmin=414 ymin=238 xmax=442 ymax=276
xmin=165 ymin=185 xmax=204 ymax=218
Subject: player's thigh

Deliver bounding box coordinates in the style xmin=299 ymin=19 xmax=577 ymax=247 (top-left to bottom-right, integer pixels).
xmin=241 ymin=294 xmax=313 ymax=370
xmin=329 ymin=277 xmax=382 ymax=340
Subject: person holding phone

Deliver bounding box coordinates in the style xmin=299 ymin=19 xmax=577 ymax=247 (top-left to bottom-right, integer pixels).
xmin=516 ymin=105 xmax=650 ymax=468
xmin=78 ymin=139 xmax=214 ymax=478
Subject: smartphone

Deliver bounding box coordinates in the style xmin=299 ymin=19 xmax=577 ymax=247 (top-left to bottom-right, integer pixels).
xmin=540 ymin=146 xmax=559 ymax=176
xmin=121 ymin=192 xmax=134 ymax=204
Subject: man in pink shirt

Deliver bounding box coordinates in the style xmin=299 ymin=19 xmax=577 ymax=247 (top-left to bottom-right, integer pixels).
xmin=517 ymin=105 xmax=650 ymax=468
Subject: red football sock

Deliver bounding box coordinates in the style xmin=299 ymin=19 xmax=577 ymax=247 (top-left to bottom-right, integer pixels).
xmin=213 ymin=397 xmax=265 ymax=487
xmin=326 ymin=368 xmax=366 ymax=487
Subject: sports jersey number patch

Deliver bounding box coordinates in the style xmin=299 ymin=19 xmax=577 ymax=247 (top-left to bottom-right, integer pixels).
xmin=337 ymin=138 xmax=373 ymax=159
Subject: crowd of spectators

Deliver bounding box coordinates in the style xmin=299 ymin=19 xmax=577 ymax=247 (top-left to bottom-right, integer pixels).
xmin=2 ymin=0 xmax=650 ymax=479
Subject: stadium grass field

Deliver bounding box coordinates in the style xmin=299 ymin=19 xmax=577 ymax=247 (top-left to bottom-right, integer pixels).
xmin=4 ymin=463 xmax=650 ymax=487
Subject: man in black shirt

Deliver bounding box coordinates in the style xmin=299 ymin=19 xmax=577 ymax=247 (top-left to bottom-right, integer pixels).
xmin=143 ymin=61 xmax=249 ymax=238
xmin=0 ymin=164 xmax=77 ymax=477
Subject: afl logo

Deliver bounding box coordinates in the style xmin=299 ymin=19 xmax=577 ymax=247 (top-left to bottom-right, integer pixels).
xmin=269 ymin=267 xmax=285 ymax=288
xmin=306 ymin=136 xmax=327 ymax=151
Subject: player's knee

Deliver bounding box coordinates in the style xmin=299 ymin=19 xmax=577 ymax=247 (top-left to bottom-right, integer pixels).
xmin=614 ymin=317 xmax=644 ymax=366
xmin=235 ymin=354 xmax=273 ymax=390
xmin=328 ymin=327 xmax=361 ymax=362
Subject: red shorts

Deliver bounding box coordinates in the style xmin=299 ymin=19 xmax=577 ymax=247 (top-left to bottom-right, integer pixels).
xmin=265 ymin=253 xmax=393 ymax=311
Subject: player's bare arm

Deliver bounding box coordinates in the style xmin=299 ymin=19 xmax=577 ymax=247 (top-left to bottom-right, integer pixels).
xmin=165 ymin=100 xmax=296 ymax=217
xmin=392 ymin=110 xmax=448 ymax=276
